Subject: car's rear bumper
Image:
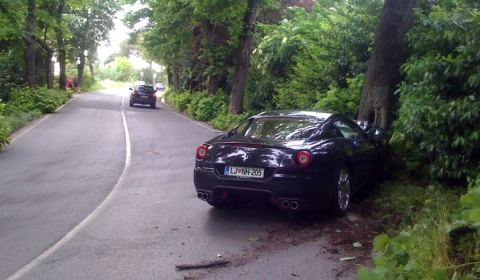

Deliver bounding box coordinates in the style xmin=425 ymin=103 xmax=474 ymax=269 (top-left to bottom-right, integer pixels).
xmin=193 ymin=165 xmax=336 ymax=211
xmin=131 ymin=97 xmax=156 ymax=104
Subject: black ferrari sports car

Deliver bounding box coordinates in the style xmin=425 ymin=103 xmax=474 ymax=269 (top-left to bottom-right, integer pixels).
xmin=194 ymin=110 xmax=386 ymax=216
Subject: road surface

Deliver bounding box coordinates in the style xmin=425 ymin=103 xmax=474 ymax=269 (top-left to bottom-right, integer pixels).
xmin=0 ymin=89 xmax=360 ymax=280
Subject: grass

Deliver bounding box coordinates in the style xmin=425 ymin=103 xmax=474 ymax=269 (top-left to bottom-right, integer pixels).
xmin=361 ymin=177 xmax=479 ymax=279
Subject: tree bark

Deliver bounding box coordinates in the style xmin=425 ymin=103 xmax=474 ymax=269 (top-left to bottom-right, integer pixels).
xmin=229 ymin=0 xmax=259 ymax=114
xmin=56 ymin=0 xmax=67 ymax=90
xmin=357 ymin=0 xmax=418 ymax=130
xmin=25 ymin=0 xmax=36 ymax=88
xmin=37 ymin=39 xmax=55 ymax=89
xmin=77 ymin=51 xmax=86 ymax=86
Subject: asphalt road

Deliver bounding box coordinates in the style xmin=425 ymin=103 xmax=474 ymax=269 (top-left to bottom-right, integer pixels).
xmin=0 ymin=89 xmax=357 ymax=280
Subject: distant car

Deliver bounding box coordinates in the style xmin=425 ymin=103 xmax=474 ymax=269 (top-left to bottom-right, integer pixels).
xmin=193 ymin=110 xmax=387 ymax=216
xmin=129 ymin=84 xmax=157 ymax=108
xmin=155 ymin=83 xmax=165 ymax=91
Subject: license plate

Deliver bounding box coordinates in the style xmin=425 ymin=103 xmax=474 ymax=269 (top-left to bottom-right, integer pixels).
xmin=225 ymin=166 xmax=264 ymax=178
xmin=140 ymin=95 xmax=148 ymax=98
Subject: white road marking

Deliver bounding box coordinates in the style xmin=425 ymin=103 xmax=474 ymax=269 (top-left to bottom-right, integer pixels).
xmin=6 ymin=110 xmax=132 ymax=280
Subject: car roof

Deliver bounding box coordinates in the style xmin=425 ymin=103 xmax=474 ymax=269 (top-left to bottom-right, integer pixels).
xmin=255 ymin=110 xmax=334 ymax=120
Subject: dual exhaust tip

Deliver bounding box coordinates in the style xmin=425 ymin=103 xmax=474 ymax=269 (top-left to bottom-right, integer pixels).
xmin=197 ymin=192 xmax=299 ymax=210
xmin=282 ymin=200 xmax=300 ymax=210
xmin=197 ymin=192 xmax=209 ymax=201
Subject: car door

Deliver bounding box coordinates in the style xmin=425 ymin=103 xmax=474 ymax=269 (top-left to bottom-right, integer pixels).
xmin=332 ymin=118 xmax=378 ymax=188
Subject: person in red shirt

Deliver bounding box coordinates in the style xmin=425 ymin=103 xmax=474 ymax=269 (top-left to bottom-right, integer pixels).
xmin=67 ymin=77 xmax=73 ymax=89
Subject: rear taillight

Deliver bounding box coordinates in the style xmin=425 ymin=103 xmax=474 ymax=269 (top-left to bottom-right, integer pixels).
xmin=296 ymin=151 xmax=312 ymax=167
xmin=196 ymin=145 xmax=208 ymax=159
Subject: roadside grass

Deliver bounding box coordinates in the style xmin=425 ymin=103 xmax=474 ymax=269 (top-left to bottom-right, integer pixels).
xmin=360 ymin=177 xmax=479 ymax=279
xmin=4 ymin=107 xmax=42 ymax=132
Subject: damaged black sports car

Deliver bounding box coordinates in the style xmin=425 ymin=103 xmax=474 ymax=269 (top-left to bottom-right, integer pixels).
xmin=193 ymin=110 xmax=386 ymax=216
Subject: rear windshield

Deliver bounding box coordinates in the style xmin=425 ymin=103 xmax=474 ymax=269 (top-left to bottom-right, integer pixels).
xmin=238 ymin=117 xmax=323 ymax=140
xmin=135 ymin=85 xmax=155 ymax=93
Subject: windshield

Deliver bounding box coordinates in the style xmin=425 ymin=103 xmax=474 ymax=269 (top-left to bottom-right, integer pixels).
xmin=238 ymin=117 xmax=323 ymax=140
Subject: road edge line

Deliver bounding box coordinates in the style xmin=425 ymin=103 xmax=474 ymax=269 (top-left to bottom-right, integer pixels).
xmin=6 ymin=110 xmax=132 ymax=280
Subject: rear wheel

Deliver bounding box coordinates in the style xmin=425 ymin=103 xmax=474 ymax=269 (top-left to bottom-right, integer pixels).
xmin=328 ymin=166 xmax=351 ymax=217
xmin=129 ymin=99 xmax=134 ymax=107
xmin=151 ymin=101 xmax=156 ymax=109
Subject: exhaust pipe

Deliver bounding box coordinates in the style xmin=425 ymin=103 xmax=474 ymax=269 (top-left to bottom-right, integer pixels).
xmin=290 ymin=201 xmax=299 ymax=210
xmin=197 ymin=192 xmax=209 ymax=201
xmin=282 ymin=200 xmax=290 ymax=209
xmin=202 ymin=192 xmax=209 ymax=201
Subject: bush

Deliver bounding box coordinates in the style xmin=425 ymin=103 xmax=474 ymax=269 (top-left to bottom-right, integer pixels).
xmin=7 ymin=86 xmax=71 ymax=114
xmin=188 ymin=91 xmax=228 ymax=121
xmin=359 ymin=177 xmax=480 ymax=280
xmin=392 ymin=1 xmax=480 ymax=183
xmin=211 ymin=108 xmax=252 ymax=130
xmin=171 ymin=90 xmax=193 ymax=112
xmin=0 ymin=102 xmax=11 ymax=149
xmin=4 ymin=107 xmax=42 ymax=132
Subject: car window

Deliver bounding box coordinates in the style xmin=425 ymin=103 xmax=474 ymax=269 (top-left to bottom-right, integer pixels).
xmin=333 ymin=119 xmax=363 ymax=140
xmin=135 ymin=85 xmax=155 ymax=94
xmin=240 ymin=117 xmax=322 ymax=140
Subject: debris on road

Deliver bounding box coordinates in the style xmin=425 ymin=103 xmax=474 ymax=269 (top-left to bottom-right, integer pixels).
xmin=340 ymin=256 xmax=356 ymax=261
xmin=175 ymin=259 xmax=230 ymax=270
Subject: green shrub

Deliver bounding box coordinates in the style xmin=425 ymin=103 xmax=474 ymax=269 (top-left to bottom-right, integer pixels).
xmin=0 ymin=102 xmax=11 ymax=149
xmin=393 ymin=1 xmax=480 ymax=183
xmin=8 ymin=86 xmax=70 ymax=114
xmin=359 ymin=177 xmax=480 ymax=280
xmin=211 ymin=107 xmax=252 ymax=130
xmin=188 ymin=91 xmax=228 ymax=121
xmin=171 ymin=90 xmax=193 ymax=112
xmin=314 ymin=74 xmax=364 ymax=118
xmin=4 ymin=107 xmax=42 ymax=132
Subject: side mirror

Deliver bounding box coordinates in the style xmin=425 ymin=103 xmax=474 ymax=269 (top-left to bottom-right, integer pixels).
xmin=369 ymin=127 xmax=386 ymax=142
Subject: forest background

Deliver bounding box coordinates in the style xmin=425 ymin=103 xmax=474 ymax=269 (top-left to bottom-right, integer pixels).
xmin=0 ymin=0 xmax=479 ymax=278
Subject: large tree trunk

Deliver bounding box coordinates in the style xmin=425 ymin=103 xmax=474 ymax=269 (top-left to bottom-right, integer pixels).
xmin=357 ymin=0 xmax=418 ymax=130
xmin=56 ymin=0 xmax=67 ymax=90
xmin=25 ymin=0 xmax=36 ymax=88
xmin=229 ymin=0 xmax=259 ymax=114
xmin=37 ymin=39 xmax=55 ymax=89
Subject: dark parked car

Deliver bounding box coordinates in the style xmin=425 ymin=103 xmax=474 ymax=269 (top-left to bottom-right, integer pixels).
xmin=129 ymin=85 xmax=157 ymax=108
xmin=194 ymin=110 xmax=386 ymax=216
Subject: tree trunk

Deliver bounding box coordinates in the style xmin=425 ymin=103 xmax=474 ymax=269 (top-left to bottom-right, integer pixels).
xmin=37 ymin=39 xmax=55 ymax=89
xmin=77 ymin=52 xmax=86 ymax=86
xmin=357 ymin=0 xmax=418 ymax=130
xmin=56 ymin=0 xmax=67 ymax=90
xmin=229 ymin=0 xmax=259 ymax=114
xmin=25 ymin=0 xmax=36 ymax=88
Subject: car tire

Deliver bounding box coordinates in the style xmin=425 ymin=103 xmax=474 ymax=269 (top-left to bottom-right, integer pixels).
xmin=151 ymin=102 xmax=156 ymax=109
xmin=328 ymin=166 xmax=351 ymax=217
xmin=129 ymin=100 xmax=134 ymax=107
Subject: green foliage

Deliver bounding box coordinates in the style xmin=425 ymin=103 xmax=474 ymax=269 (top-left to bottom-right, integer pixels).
xmin=248 ymin=0 xmax=382 ymax=112
xmin=4 ymin=106 xmax=42 ymax=133
xmin=0 ymin=50 xmax=24 ymax=102
xmin=393 ymin=0 xmax=480 ymax=183
xmin=359 ymin=178 xmax=480 ymax=280
xmin=0 ymin=102 xmax=11 ymax=149
xmin=313 ymin=74 xmax=364 ymax=118
xmin=114 ymin=57 xmax=135 ymax=82
xmin=211 ymin=108 xmax=252 ymax=131
xmin=171 ymin=90 xmax=193 ymax=112
xmin=7 ymin=87 xmax=71 ymax=114
xmin=188 ymin=91 xmax=229 ymax=121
